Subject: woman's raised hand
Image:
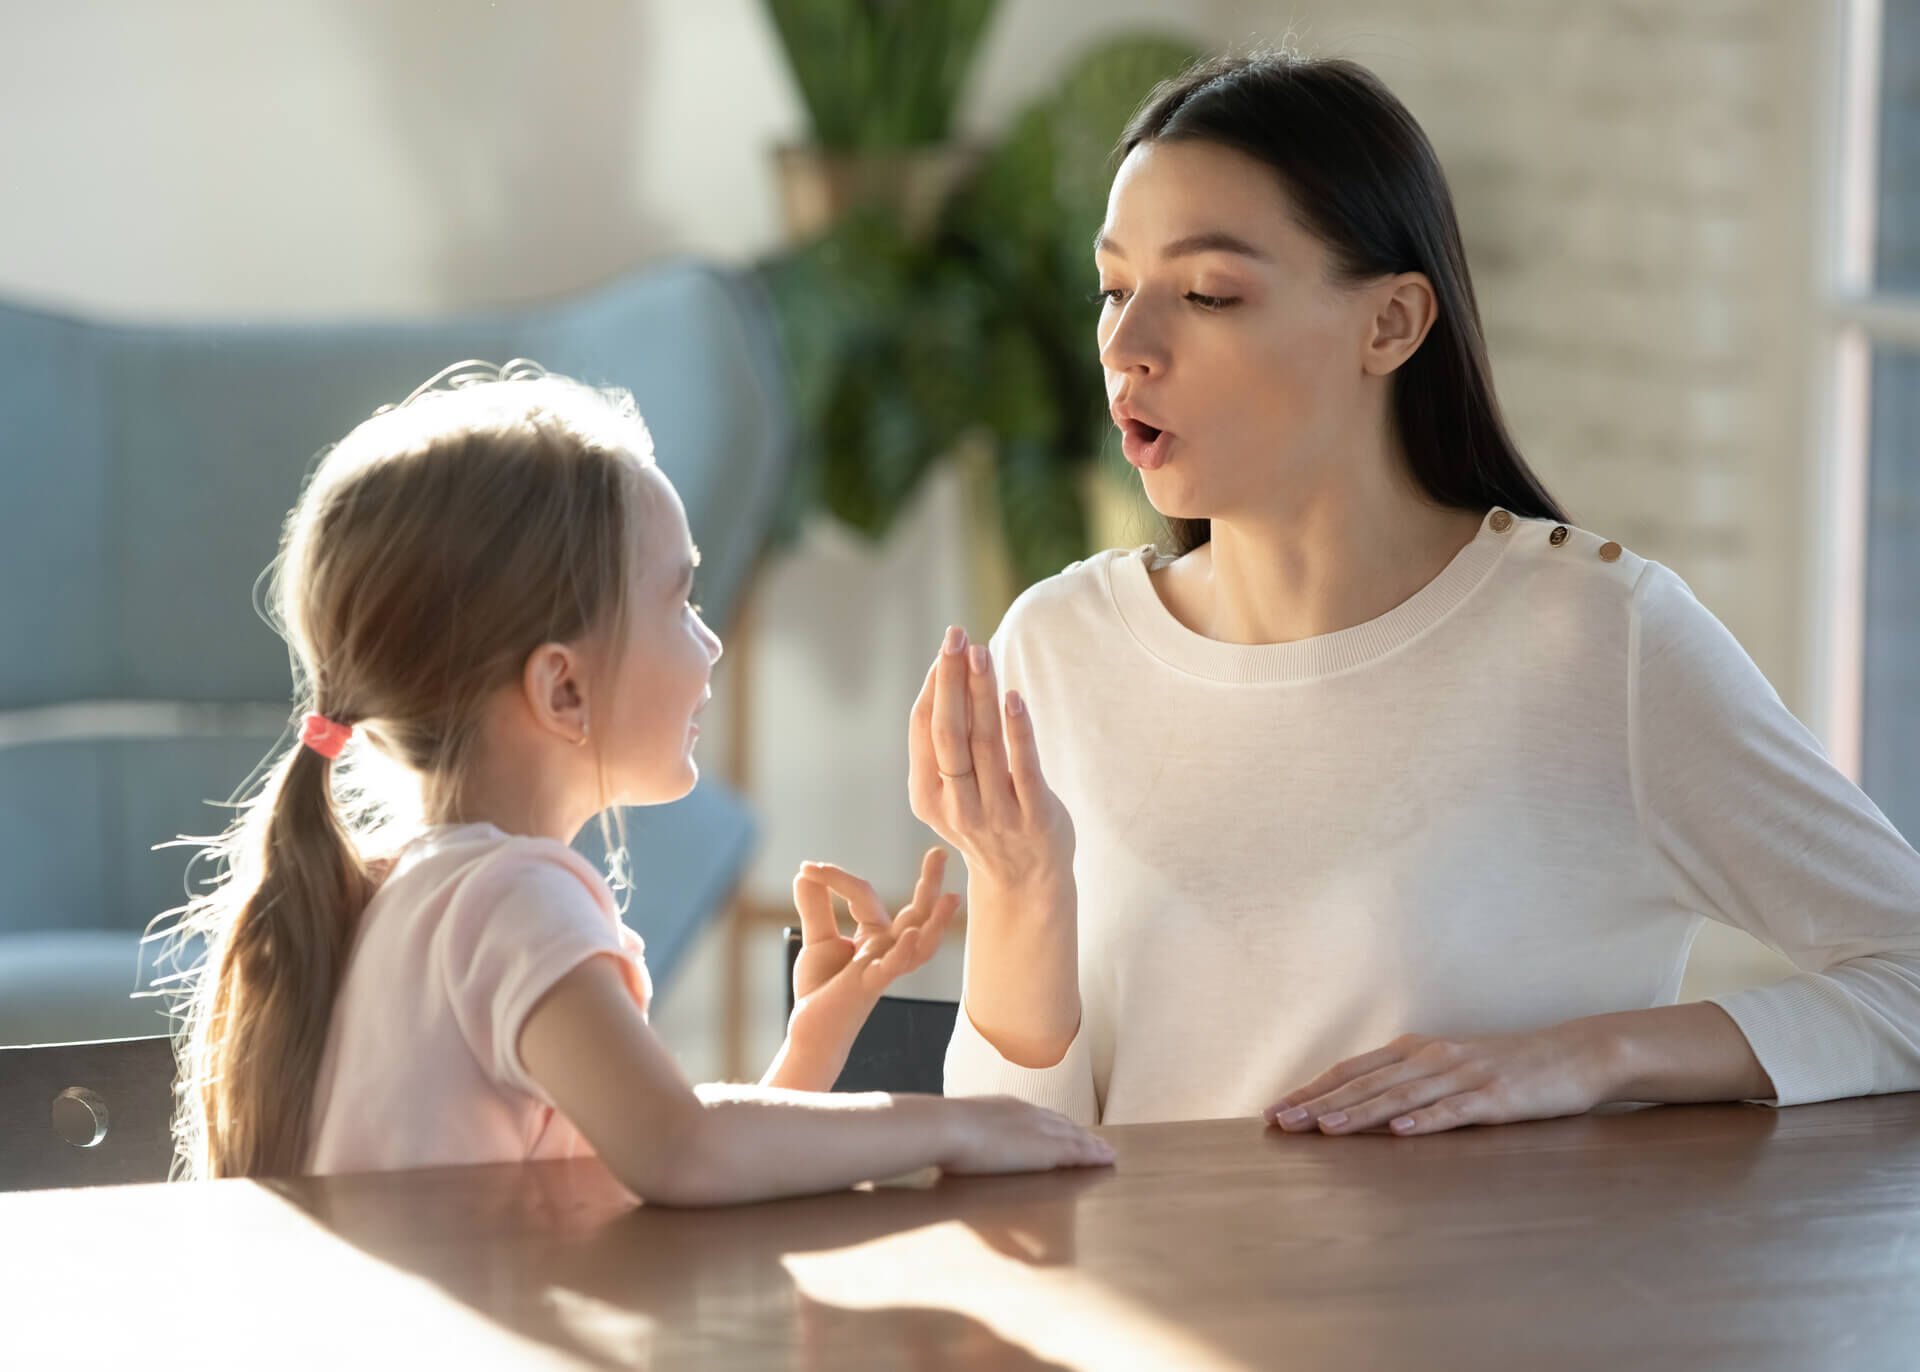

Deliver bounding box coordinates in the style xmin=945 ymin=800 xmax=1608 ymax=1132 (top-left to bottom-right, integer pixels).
xmin=908 ymin=626 xmax=1074 ymax=895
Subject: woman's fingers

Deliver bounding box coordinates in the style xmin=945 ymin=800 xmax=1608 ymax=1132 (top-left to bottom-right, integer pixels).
xmin=1313 ymin=1071 xmax=1470 ymax=1135
xmin=964 ymin=644 xmax=1017 ymax=819
xmin=1266 ymin=1043 xmax=1407 ymax=1120
xmin=1002 ymin=689 xmax=1050 ymax=814
xmin=931 ymin=627 xmax=983 ymax=824
xmin=907 ymin=658 xmax=940 ymax=815
xmin=800 ymin=863 xmax=892 ymax=934
xmin=1387 ymin=1090 xmax=1500 ymax=1136
xmin=1273 ymin=1057 xmax=1442 ymax=1132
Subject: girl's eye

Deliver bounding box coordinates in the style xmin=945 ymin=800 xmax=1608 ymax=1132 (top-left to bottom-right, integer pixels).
xmin=1089 ymin=287 xmax=1126 ymax=308
xmin=687 ymin=602 xmax=704 ymax=617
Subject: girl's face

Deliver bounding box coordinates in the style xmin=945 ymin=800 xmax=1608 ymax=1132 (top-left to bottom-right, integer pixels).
xmin=598 ymin=465 xmax=722 ymax=806
xmin=1095 ymin=138 xmax=1387 ymax=522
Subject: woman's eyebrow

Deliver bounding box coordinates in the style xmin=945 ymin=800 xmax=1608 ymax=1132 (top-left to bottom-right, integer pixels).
xmin=1094 ymin=230 xmax=1273 ymax=263
xmin=672 ymin=548 xmax=701 ymax=594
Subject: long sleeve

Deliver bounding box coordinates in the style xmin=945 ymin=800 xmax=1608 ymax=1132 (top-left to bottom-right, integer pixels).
xmin=940 ymin=598 xmax=1101 ymax=1125
xmin=1630 ymin=561 xmax=1920 ymax=1106
xmin=942 ymin=996 xmax=1100 ymax=1125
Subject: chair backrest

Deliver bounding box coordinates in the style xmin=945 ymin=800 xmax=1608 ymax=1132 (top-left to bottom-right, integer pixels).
xmin=0 ymin=261 xmax=788 ymax=712
xmin=784 ymin=929 xmax=958 ymax=1096
xmin=0 ymin=261 xmax=786 ymax=983
xmin=0 ymin=1035 xmax=175 ymax=1191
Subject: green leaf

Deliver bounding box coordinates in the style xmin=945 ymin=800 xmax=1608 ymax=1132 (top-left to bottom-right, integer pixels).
xmin=1049 ymin=34 xmax=1202 ymax=224
xmin=994 ymin=436 xmax=1089 ymax=587
xmin=764 ymin=0 xmax=1001 ymax=151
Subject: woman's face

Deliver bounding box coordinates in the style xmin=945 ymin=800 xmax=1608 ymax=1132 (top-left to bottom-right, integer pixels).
xmin=1095 ymin=138 xmax=1387 ymax=523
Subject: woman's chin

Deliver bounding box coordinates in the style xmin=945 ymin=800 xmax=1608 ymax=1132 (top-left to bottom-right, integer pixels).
xmin=1136 ymin=472 xmax=1211 ymax=522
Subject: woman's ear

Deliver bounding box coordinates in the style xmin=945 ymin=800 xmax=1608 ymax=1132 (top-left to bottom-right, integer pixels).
xmin=1361 ymin=272 xmax=1438 ymax=376
xmin=521 ymin=642 xmax=590 ymax=745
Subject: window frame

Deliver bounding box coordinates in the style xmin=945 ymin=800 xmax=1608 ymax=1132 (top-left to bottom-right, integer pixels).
xmin=1810 ymin=0 xmax=1920 ymax=781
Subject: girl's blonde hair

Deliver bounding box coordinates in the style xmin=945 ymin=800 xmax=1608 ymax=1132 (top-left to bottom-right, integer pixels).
xmin=163 ymin=360 xmax=655 ymax=1179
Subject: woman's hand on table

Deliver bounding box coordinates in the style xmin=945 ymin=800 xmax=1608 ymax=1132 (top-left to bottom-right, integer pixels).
xmin=1265 ymin=1023 xmax=1618 ymax=1137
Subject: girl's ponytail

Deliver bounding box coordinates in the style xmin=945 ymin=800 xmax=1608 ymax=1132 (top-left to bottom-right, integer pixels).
xmin=177 ymin=717 xmax=374 ymax=1178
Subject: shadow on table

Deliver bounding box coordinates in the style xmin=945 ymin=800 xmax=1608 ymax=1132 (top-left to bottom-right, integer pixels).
xmin=264 ymin=1100 xmax=1876 ymax=1370
xmin=268 ymin=1160 xmax=1119 ymax=1370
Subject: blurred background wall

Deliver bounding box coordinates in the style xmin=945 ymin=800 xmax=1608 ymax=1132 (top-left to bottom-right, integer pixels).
xmin=3 ymin=1 xmax=1900 ymax=1078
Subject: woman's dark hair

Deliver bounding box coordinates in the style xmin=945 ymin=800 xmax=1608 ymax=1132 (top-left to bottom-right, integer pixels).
xmin=1119 ymin=52 xmax=1568 ymax=554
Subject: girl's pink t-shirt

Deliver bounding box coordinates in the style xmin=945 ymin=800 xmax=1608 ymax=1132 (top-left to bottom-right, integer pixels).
xmin=305 ymin=822 xmax=651 ymax=1175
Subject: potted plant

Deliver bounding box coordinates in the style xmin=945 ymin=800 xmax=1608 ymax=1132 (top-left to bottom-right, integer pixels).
xmin=760 ymin=21 xmax=1203 ymax=611
xmin=764 ymin=0 xmax=998 ymax=242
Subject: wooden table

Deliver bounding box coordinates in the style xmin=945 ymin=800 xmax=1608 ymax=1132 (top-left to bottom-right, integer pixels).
xmin=7 ymin=1096 xmax=1920 ymax=1369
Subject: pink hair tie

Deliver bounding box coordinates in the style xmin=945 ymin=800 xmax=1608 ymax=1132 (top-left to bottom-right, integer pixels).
xmin=299 ymin=712 xmax=354 ymax=760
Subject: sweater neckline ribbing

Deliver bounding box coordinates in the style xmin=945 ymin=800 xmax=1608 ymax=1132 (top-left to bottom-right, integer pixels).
xmin=1105 ymin=506 xmax=1516 ymax=684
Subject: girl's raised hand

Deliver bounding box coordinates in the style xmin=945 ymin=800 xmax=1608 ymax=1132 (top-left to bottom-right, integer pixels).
xmin=907 ymin=626 xmax=1075 ymax=894
xmin=789 ymin=847 xmax=959 ymax=1021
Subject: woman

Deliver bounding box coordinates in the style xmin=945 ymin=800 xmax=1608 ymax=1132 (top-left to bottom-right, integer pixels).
xmin=910 ymin=52 xmax=1920 ymax=1134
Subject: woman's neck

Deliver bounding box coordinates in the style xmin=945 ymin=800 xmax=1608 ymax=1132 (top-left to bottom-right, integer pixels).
xmin=1154 ymin=483 xmax=1488 ymax=647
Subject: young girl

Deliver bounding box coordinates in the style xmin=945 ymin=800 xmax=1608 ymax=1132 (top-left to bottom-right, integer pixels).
xmin=167 ymin=361 xmax=1112 ymax=1202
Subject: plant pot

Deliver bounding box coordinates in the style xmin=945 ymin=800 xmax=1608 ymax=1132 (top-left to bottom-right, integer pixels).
xmin=773 ymin=143 xmax=981 ymax=244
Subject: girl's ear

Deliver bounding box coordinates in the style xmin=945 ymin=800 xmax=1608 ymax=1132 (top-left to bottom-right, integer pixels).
xmin=1361 ymin=271 xmax=1438 ymax=377
xmin=521 ymin=642 xmax=590 ymax=744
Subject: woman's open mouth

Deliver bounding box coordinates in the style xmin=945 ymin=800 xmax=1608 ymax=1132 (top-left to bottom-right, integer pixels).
xmin=1119 ymin=417 xmax=1173 ymax=471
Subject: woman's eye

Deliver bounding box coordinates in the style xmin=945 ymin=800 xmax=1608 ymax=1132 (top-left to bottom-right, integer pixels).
xmin=687 ymin=602 xmax=703 ymax=617
xmin=1089 ymin=287 xmax=1238 ymax=311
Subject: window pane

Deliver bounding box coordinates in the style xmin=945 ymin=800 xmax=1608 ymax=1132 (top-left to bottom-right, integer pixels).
xmin=1878 ymin=0 xmax=1920 ymax=289
xmin=1863 ymin=345 xmax=1920 ymax=839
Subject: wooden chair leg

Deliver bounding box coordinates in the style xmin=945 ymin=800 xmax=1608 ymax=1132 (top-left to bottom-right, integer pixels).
xmin=721 ymin=574 xmax=761 ymax=1082
xmin=722 ymin=895 xmax=753 ymax=1081
xmin=722 ymin=895 xmax=796 ymax=1080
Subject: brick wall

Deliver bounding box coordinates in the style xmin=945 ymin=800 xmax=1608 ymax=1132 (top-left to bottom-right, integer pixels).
xmin=1227 ymin=0 xmax=1824 ymax=716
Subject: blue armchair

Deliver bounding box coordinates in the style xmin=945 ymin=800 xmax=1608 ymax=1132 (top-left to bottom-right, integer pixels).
xmin=0 ymin=261 xmax=791 ymax=1045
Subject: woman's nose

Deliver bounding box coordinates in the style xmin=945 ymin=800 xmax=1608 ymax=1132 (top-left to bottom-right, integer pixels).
xmin=1099 ymin=302 xmax=1163 ymax=377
